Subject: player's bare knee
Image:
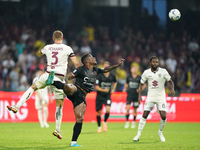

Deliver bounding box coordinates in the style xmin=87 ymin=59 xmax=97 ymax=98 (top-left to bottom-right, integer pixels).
xmin=76 ymin=116 xmax=83 ymax=123
xmin=106 ymin=111 xmax=110 ymax=114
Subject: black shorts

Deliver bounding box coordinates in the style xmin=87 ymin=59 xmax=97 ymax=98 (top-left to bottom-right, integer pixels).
xmin=67 ymin=86 xmax=86 ymax=109
xmin=127 ymin=94 xmax=139 ymax=108
xmin=96 ymin=95 xmax=111 ymax=111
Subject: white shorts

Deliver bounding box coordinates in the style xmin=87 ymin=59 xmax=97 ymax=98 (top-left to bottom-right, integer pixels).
xmin=144 ymin=101 xmax=167 ymax=112
xmin=35 ymin=72 xmax=65 ymax=100
xmin=35 ymin=96 xmax=49 ymax=110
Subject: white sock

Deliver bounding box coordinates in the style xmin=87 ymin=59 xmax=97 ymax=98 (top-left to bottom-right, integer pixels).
xmin=16 ymin=87 xmax=34 ymax=109
xmin=37 ymin=109 xmax=43 ymax=125
xmin=159 ymin=119 xmax=166 ymax=132
xmin=55 ymin=107 xmax=63 ymax=132
xmin=43 ymin=106 xmax=48 ymax=123
xmin=71 ymin=141 xmax=76 ymax=145
xmin=137 ymin=117 xmax=146 ymax=135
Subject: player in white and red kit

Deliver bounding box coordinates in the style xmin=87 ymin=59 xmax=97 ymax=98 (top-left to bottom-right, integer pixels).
xmin=133 ymin=56 xmax=175 ymax=142
xmin=33 ymin=69 xmax=53 ymax=128
xmin=7 ymin=30 xmax=80 ymax=139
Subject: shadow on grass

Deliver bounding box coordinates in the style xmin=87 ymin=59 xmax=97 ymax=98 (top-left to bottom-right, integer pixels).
xmin=0 ymin=145 xmax=70 ymax=150
xmin=118 ymin=140 xmax=160 ymax=145
xmin=81 ymin=131 xmax=96 ymax=134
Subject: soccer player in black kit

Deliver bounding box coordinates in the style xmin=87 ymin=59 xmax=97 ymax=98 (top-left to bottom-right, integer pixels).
xmin=123 ymin=66 xmax=146 ymax=129
xmin=95 ymin=61 xmax=117 ymax=133
xmin=45 ymin=54 xmax=125 ymax=147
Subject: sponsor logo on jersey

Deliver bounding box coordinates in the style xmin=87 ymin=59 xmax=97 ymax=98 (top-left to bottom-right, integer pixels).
xmin=152 ymin=80 xmax=158 ymax=87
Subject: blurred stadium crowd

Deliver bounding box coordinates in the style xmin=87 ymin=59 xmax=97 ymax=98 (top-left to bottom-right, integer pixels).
xmin=0 ymin=18 xmax=200 ymax=95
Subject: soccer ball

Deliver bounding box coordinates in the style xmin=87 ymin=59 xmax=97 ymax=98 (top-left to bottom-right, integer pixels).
xmin=169 ymin=9 xmax=181 ymax=21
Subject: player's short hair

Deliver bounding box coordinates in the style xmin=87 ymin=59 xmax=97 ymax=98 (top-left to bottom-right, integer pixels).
xmin=150 ymin=56 xmax=158 ymax=62
xmin=103 ymin=61 xmax=110 ymax=65
xmin=53 ymin=30 xmax=63 ymax=40
xmin=81 ymin=53 xmax=90 ymax=65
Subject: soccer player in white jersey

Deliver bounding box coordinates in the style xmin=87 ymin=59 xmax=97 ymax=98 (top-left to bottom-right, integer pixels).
xmin=33 ymin=69 xmax=53 ymax=128
xmin=133 ymin=56 xmax=175 ymax=142
xmin=7 ymin=30 xmax=80 ymax=139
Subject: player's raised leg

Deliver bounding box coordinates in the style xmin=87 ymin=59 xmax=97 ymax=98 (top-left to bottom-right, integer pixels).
xmin=45 ymin=71 xmax=55 ymax=85
xmin=7 ymin=84 xmax=36 ymax=113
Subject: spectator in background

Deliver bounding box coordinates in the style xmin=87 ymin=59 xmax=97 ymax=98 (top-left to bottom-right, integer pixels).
xmin=85 ymin=24 xmax=95 ymax=42
xmin=18 ymin=70 xmax=29 ymax=91
xmin=2 ymin=55 xmax=15 ymax=70
xmin=18 ymin=49 xmax=28 ymax=74
xmin=80 ymin=41 xmax=92 ymax=55
xmin=9 ymin=66 xmax=19 ymax=91
xmin=131 ymin=57 xmax=141 ymax=75
xmin=27 ymin=50 xmax=37 ymax=69
xmin=1 ymin=40 xmax=9 ymax=54
xmin=70 ymin=40 xmax=79 ymax=53
xmin=115 ymin=65 xmax=127 ymax=91
xmin=2 ymin=81 xmax=11 ymax=92
xmin=188 ymin=38 xmax=199 ymax=51
xmin=2 ymin=55 xmax=15 ymax=84
xmin=34 ymin=36 xmax=45 ymax=57
xmin=16 ymin=39 xmax=26 ymax=57
xmin=165 ymin=54 xmax=177 ymax=74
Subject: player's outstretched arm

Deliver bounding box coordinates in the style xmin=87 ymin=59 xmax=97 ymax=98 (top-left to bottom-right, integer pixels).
xmin=168 ymin=79 xmax=175 ymax=96
xmin=70 ymin=56 xmax=80 ymax=68
xmin=102 ymin=58 xmax=125 ymax=73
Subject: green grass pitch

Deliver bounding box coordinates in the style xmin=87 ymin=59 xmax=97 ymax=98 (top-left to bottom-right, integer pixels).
xmin=0 ymin=122 xmax=199 ymax=150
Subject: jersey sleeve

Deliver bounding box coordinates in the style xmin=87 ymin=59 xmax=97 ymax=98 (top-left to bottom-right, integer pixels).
xmin=41 ymin=45 xmax=47 ymax=54
xmin=141 ymin=71 xmax=147 ymax=84
xmin=72 ymin=67 xmax=82 ymax=77
xmin=95 ymin=67 xmax=103 ymax=75
xmin=163 ymin=69 xmax=171 ymax=81
xmin=68 ymin=46 xmax=75 ymax=57
xmin=95 ymin=75 xmax=100 ymax=85
xmin=126 ymin=76 xmax=129 ymax=83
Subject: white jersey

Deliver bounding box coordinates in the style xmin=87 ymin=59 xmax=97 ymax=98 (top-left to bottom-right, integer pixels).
xmin=41 ymin=43 xmax=75 ymax=77
xmin=141 ymin=67 xmax=171 ymax=102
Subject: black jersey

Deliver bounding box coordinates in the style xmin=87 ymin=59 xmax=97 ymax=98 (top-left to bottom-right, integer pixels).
xmin=126 ymin=75 xmax=141 ymax=96
xmin=72 ymin=66 xmax=103 ymax=93
xmin=95 ymin=73 xmax=116 ymax=97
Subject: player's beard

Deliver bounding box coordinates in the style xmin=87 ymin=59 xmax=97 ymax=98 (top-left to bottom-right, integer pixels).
xmin=151 ymin=65 xmax=158 ymax=71
xmin=90 ymin=62 xmax=97 ymax=65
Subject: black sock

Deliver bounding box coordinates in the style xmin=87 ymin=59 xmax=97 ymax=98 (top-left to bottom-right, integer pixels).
xmin=134 ymin=116 xmax=136 ymax=121
xmin=126 ymin=114 xmax=129 ymax=121
xmin=52 ymin=81 xmax=64 ymax=89
xmin=104 ymin=113 xmax=110 ymax=122
xmin=97 ymin=116 xmax=101 ymax=127
xmin=72 ymin=122 xmax=83 ymax=141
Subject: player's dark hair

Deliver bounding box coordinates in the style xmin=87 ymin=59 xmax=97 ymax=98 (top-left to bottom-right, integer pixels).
xmin=81 ymin=53 xmax=90 ymax=65
xmin=150 ymin=56 xmax=158 ymax=62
